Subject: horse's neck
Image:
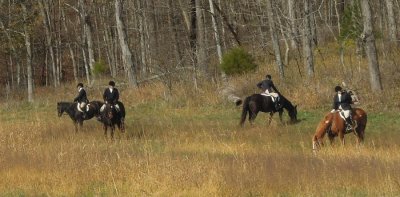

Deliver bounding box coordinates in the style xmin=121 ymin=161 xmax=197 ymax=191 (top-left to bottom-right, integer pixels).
xmin=66 ymin=104 xmax=76 ymax=116
xmin=282 ymin=100 xmax=293 ymax=110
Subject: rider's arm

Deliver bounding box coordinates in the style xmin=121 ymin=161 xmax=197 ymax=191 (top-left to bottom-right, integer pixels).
xmin=73 ymin=91 xmax=83 ymax=102
xmin=103 ymin=89 xmax=107 ymax=103
xmin=331 ymin=95 xmax=338 ymax=112
xmin=114 ymin=89 xmax=120 ymax=103
xmin=347 ymin=92 xmax=353 ymax=104
xmin=256 ymin=81 xmax=263 ymax=89
xmin=271 ymin=82 xmax=281 ymax=95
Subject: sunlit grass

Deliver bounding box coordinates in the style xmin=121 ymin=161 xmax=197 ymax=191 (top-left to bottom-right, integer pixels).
xmin=1 ymin=51 xmax=400 ymax=196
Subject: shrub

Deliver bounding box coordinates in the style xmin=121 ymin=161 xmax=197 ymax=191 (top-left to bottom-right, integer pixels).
xmin=219 ymin=47 xmax=257 ymax=75
xmin=92 ymin=60 xmax=108 ymax=76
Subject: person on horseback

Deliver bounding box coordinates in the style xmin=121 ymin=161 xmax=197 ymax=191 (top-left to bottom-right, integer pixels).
xmin=331 ymin=85 xmax=354 ymax=131
xmin=102 ymin=80 xmax=120 ymax=110
xmin=73 ymin=83 xmax=89 ymax=118
xmin=101 ymin=80 xmax=125 ymax=121
xmin=257 ymin=74 xmax=282 ymax=110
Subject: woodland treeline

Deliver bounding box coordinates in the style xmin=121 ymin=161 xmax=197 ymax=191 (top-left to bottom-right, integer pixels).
xmin=0 ymin=0 xmax=399 ymax=102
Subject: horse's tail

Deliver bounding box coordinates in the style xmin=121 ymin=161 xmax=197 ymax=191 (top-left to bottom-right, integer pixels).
xmin=240 ymin=96 xmax=251 ymax=127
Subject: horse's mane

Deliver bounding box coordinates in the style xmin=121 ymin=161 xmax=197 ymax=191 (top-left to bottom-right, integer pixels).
xmin=279 ymin=94 xmax=295 ymax=110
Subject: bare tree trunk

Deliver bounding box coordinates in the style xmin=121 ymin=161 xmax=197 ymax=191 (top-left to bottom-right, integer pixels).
xmin=82 ymin=45 xmax=91 ymax=85
xmin=0 ymin=19 xmax=21 ymax=88
xmin=255 ymin=0 xmax=267 ymax=51
xmin=360 ymin=0 xmax=383 ymax=91
xmin=266 ymin=0 xmax=284 ymax=79
xmin=137 ymin=0 xmax=147 ymax=76
xmin=38 ymin=0 xmax=57 ymax=87
xmin=288 ymin=0 xmax=299 ymax=49
xmin=61 ymin=9 xmax=78 ymax=83
xmin=276 ymin=6 xmax=290 ymax=67
xmin=304 ymin=0 xmax=315 ymax=77
xmin=22 ymin=2 xmax=33 ymax=102
xmin=196 ymin=0 xmax=208 ymax=76
xmin=385 ymin=0 xmax=398 ymax=46
xmin=209 ymin=0 xmax=222 ymax=62
xmin=189 ymin=0 xmax=198 ymax=89
xmin=80 ymin=0 xmax=95 ymax=83
xmin=115 ymin=0 xmax=138 ymax=87
xmin=167 ymin=0 xmax=182 ymax=66
xmin=209 ymin=0 xmax=241 ymax=105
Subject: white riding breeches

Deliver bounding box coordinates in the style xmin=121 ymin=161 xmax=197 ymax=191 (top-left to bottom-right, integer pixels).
xmin=339 ymin=109 xmax=351 ymax=120
xmin=100 ymin=104 xmax=120 ymax=112
xmin=77 ymin=102 xmax=87 ymax=112
xmin=263 ymin=90 xmax=279 ymax=102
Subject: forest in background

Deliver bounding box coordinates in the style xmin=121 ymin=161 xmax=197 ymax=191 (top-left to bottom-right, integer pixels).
xmin=0 ymin=0 xmax=399 ymax=102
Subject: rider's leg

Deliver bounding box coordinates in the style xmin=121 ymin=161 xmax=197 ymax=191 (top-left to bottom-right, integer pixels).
xmin=343 ymin=109 xmax=353 ymax=130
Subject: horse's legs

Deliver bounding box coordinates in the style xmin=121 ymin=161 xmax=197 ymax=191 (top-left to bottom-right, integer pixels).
xmin=339 ymin=131 xmax=345 ymax=146
xmin=278 ymin=111 xmax=283 ymax=122
xmin=268 ymin=112 xmax=274 ymax=125
xmin=78 ymin=121 xmax=83 ymax=131
xmin=328 ymin=134 xmax=335 ymax=145
xmin=355 ymin=124 xmax=365 ymax=145
xmin=74 ymin=122 xmax=78 ymax=133
xmin=103 ymin=124 xmax=108 ymax=137
xmin=249 ymin=111 xmax=258 ymax=125
xmin=117 ymin=120 xmax=125 ymax=133
xmin=111 ymin=125 xmax=115 ymax=140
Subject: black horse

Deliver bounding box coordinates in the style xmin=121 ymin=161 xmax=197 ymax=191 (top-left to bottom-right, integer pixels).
xmin=239 ymin=94 xmax=297 ymax=126
xmin=100 ymin=102 xmax=125 ymax=139
xmin=57 ymin=100 xmax=104 ymax=132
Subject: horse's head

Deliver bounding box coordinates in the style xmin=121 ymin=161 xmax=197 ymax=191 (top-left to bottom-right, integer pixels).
xmin=102 ymin=103 xmax=117 ymax=121
xmin=280 ymin=95 xmax=297 ymax=123
xmin=287 ymin=105 xmax=298 ymax=123
xmin=57 ymin=102 xmax=65 ymax=117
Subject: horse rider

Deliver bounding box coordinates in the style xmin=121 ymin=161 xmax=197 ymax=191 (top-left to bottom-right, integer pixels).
xmin=257 ymin=74 xmax=282 ymax=110
xmin=331 ymin=85 xmax=354 ymax=131
xmin=101 ymin=80 xmax=122 ymax=116
xmin=73 ymin=82 xmax=89 ymax=118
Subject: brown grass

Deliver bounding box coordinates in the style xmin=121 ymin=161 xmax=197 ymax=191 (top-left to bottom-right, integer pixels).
xmin=1 ymin=45 xmax=400 ymax=196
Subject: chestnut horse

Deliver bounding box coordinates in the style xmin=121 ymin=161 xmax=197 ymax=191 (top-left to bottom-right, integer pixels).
xmin=312 ymin=108 xmax=367 ymax=151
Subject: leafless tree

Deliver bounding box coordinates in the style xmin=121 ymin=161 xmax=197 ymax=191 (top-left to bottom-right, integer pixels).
xmin=360 ymin=0 xmax=383 ymax=91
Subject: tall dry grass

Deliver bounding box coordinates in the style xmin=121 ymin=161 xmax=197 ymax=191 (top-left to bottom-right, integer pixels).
xmin=1 ymin=44 xmax=400 ymax=196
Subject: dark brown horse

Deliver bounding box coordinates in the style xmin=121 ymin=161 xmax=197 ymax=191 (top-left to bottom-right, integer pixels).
xmin=312 ymin=108 xmax=367 ymax=151
xmin=100 ymin=103 xmax=125 ymax=139
xmin=239 ymin=94 xmax=297 ymax=126
xmin=57 ymin=100 xmax=103 ymax=132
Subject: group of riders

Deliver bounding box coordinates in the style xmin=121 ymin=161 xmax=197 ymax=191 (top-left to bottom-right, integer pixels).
xmin=73 ymin=80 xmax=123 ymax=122
xmin=73 ymin=75 xmax=355 ymax=131
xmin=257 ymin=74 xmax=355 ymax=131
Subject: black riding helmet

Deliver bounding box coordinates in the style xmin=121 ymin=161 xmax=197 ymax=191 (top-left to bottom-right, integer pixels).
xmin=334 ymin=85 xmax=342 ymax=92
xmin=77 ymin=83 xmax=84 ymax=88
xmin=109 ymin=81 xmax=115 ymax=87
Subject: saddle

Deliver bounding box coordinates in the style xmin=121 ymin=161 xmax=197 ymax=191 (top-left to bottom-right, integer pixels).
xmin=261 ymin=92 xmax=279 ymax=102
xmin=76 ymin=103 xmax=89 ymax=112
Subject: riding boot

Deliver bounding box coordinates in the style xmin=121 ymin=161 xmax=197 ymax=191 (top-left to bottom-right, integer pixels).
xmin=345 ymin=117 xmax=353 ymax=131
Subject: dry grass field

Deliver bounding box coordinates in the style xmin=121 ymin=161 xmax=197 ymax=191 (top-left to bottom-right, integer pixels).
xmin=1 ymin=47 xmax=400 ymax=196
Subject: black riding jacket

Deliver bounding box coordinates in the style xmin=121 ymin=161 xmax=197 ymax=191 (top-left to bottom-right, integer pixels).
xmin=103 ymin=88 xmax=119 ymax=104
xmin=73 ymin=88 xmax=89 ymax=103
xmin=257 ymin=79 xmax=280 ymax=94
xmin=332 ymin=91 xmax=353 ymax=110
